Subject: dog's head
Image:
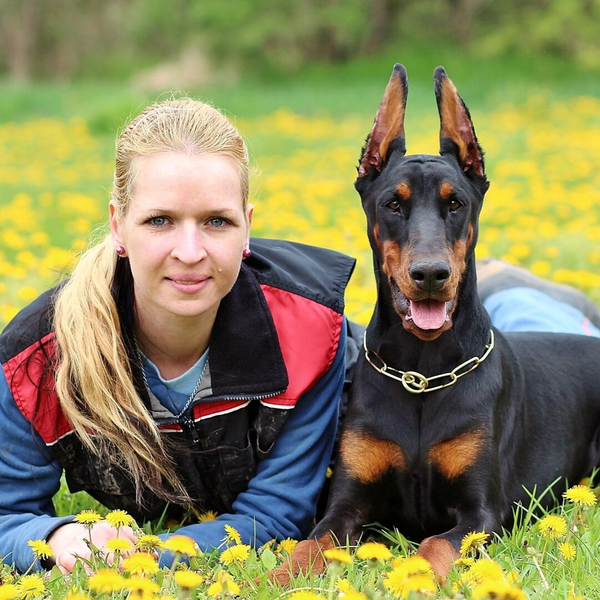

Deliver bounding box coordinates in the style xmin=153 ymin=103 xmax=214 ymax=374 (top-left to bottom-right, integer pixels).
xmin=356 ymin=64 xmax=490 ymax=341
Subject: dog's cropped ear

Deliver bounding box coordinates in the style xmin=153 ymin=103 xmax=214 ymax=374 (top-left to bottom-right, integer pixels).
xmin=434 ymin=66 xmax=486 ymax=182
xmin=358 ymin=63 xmax=408 ymax=178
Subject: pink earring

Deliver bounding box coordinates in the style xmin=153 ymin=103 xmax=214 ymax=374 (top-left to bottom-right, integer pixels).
xmin=243 ymin=248 xmax=252 ymax=259
xmin=116 ymin=245 xmax=126 ymax=256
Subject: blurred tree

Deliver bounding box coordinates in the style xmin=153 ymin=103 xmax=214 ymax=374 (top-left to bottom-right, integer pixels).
xmin=1 ymin=0 xmax=600 ymax=81
xmin=0 ymin=0 xmax=39 ymax=81
xmin=479 ymin=0 xmax=600 ymax=68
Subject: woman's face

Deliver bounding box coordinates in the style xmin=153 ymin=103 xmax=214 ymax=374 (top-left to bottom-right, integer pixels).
xmin=110 ymin=152 xmax=252 ymax=328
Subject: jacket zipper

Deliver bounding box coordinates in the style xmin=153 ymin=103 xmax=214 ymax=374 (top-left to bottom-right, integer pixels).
xmin=177 ymin=388 xmax=287 ymax=444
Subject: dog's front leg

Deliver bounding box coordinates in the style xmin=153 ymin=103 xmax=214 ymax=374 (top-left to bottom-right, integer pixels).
xmin=417 ymin=508 xmax=499 ymax=580
xmin=266 ymin=478 xmax=369 ymax=587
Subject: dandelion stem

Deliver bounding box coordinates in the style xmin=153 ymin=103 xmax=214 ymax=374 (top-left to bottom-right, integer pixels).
xmin=531 ymin=554 xmax=550 ymax=590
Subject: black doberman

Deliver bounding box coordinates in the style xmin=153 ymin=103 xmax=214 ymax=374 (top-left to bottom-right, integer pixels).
xmin=271 ymin=64 xmax=600 ymax=582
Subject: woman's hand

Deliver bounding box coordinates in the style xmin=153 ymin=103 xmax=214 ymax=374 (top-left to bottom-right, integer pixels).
xmin=47 ymin=522 xmax=136 ymax=573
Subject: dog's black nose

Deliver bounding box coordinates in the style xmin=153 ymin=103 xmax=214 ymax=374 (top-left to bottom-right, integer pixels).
xmin=409 ymin=260 xmax=451 ymax=291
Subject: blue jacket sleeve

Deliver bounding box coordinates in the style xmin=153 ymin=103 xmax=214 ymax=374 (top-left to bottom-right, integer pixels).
xmin=160 ymin=319 xmax=347 ymax=560
xmin=0 ymin=369 xmax=73 ymax=572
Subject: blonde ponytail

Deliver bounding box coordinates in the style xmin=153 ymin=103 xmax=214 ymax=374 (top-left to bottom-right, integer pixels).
xmin=53 ymin=236 xmax=187 ymax=502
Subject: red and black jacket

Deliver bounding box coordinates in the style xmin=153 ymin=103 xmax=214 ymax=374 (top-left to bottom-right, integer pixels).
xmin=1 ymin=238 xmax=355 ymax=521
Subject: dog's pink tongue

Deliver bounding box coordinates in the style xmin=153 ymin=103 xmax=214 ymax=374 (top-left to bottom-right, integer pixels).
xmin=410 ymin=300 xmax=447 ymax=330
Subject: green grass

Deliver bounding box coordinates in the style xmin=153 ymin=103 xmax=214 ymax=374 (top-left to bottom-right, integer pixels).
xmin=2 ymin=42 xmax=600 ymax=129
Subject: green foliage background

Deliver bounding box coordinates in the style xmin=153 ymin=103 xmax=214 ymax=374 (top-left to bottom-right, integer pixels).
xmin=3 ymin=0 xmax=600 ymax=82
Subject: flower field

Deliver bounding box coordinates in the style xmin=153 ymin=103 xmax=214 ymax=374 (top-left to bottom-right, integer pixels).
xmin=2 ymin=93 xmax=600 ymax=598
xmin=2 ymin=94 xmax=600 ymax=329
xmin=1 ymin=484 xmax=600 ymax=599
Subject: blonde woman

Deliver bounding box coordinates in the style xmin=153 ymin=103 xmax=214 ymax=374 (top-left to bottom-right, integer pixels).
xmin=0 ymin=99 xmax=355 ymax=573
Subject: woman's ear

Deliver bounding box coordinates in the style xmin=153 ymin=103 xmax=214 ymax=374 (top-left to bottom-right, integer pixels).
xmin=246 ymin=203 xmax=254 ymax=229
xmin=109 ymin=200 xmax=124 ymax=247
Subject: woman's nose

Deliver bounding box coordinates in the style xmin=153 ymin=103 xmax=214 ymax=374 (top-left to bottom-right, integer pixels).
xmin=171 ymin=226 xmax=207 ymax=263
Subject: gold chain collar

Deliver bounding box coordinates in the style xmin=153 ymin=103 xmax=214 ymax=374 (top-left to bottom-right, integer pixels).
xmin=363 ymin=329 xmax=495 ymax=394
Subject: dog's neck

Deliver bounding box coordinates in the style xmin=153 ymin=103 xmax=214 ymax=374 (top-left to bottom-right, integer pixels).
xmin=367 ymin=256 xmax=493 ymax=377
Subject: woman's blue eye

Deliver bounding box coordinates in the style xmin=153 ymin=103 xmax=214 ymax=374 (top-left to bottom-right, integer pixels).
xmin=149 ymin=216 xmax=167 ymax=227
xmin=209 ymin=217 xmax=227 ymax=228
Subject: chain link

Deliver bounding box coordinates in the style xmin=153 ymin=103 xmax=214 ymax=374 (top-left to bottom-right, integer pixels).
xmin=364 ymin=329 xmax=495 ymax=394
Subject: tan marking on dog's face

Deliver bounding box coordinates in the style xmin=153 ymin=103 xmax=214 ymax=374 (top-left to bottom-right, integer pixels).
xmin=466 ymin=222 xmax=474 ymax=248
xmin=381 ymin=240 xmax=412 ymax=289
xmin=439 ymin=181 xmax=454 ymax=199
xmin=428 ymin=430 xmax=484 ymax=479
xmin=373 ymin=222 xmax=383 ymax=253
xmin=396 ymin=181 xmax=411 ymax=200
xmin=447 ymin=237 xmax=468 ymax=294
xmin=340 ymin=430 xmax=406 ymax=484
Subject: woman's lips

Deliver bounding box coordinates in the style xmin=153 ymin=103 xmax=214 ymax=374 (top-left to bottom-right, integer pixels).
xmin=166 ymin=276 xmax=210 ymax=294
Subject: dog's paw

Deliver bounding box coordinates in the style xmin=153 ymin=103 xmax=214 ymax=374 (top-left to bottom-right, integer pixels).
xmin=417 ymin=536 xmax=460 ymax=581
xmin=263 ymin=537 xmax=332 ymax=588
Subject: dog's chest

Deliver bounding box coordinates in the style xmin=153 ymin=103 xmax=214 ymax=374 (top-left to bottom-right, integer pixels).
xmin=340 ymin=415 xmax=486 ymax=486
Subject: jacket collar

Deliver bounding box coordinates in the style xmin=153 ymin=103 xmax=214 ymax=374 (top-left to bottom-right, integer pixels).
xmin=208 ymin=263 xmax=288 ymax=397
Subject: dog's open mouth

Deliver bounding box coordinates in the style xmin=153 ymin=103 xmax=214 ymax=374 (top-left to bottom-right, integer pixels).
xmin=406 ymin=299 xmax=450 ymax=330
xmin=390 ymin=278 xmax=455 ymax=335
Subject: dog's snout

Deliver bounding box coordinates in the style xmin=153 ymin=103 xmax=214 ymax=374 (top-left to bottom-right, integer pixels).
xmin=409 ymin=260 xmax=451 ymax=292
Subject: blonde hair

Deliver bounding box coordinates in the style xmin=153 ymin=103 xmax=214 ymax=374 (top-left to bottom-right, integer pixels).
xmin=53 ymin=99 xmax=249 ymax=505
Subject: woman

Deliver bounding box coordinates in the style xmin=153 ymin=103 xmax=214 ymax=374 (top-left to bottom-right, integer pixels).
xmin=0 ymin=99 xmax=355 ymax=573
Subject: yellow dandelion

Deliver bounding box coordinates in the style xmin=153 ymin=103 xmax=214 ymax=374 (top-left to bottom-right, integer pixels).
xmin=288 ymin=592 xmax=324 ymax=600
xmin=454 ymin=557 xmax=475 ymax=568
xmin=74 ymin=509 xmax=102 ymax=525
xmin=27 ymin=539 xmax=53 ymax=560
xmin=277 ymin=537 xmax=298 ymax=554
xmin=0 ymin=584 xmax=18 ymax=600
xmin=105 ymin=509 xmax=134 ymax=529
xmin=260 ymin=539 xmax=276 ymax=552
xmin=224 ymin=524 xmax=242 ymax=545
xmin=401 ymin=574 xmax=437 ymax=595
xmin=64 ymin=594 xmax=91 ymax=600
xmin=355 ymin=541 xmax=392 ymax=562
xmin=324 ymin=548 xmax=353 ymax=564
xmin=564 ymin=484 xmax=597 ymax=507
xmin=163 ymin=535 xmax=199 ymax=556
xmin=88 ymin=569 xmax=127 ymax=593
xmin=538 ymin=515 xmax=567 ymax=539
xmin=337 ymin=579 xmax=368 ymax=600
xmin=122 ymin=552 xmax=160 ymax=575
xmin=16 ymin=574 xmax=45 ymax=599
xmin=473 ymin=580 xmax=528 ymax=600
xmin=104 ymin=537 xmax=133 ymax=554
xmin=198 ymin=510 xmax=218 ymax=522
xmin=460 ymin=531 xmax=489 ymax=556
xmin=174 ymin=570 xmax=205 ymax=589
xmin=124 ymin=577 xmax=160 ymax=596
xmin=219 ymin=544 xmax=251 ymax=565
xmin=468 ymin=558 xmax=505 ymax=582
xmin=507 ymin=570 xmax=520 ymax=584
xmin=384 ymin=569 xmax=408 ymax=596
xmin=559 ymin=542 xmax=577 ymax=561
xmin=207 ymin=572 xmax=241 ymax=597
xmin=135 ymin=534 xmax=164 ymax=552
xmin=390 ymin=555 xmax=433 ymax=577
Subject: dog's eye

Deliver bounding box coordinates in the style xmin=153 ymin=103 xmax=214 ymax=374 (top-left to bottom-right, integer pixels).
xmin=387 ymin=200 xmax=401 ymax=212
xmin=448 ymin=199 xmax=461 ymax=212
